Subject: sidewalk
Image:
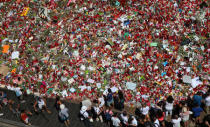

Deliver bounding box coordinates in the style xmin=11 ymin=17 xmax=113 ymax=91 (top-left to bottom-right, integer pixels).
xmin=0 ymin=88 xmax=106 ymax=127
xmin=0 ymin=118 xmax=37 ymax=127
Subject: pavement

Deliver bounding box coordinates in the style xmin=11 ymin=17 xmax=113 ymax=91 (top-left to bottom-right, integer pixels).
xmin=0 ymin=88 xmax=107 ymax=127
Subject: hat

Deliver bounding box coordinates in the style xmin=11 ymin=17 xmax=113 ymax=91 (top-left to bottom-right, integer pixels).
xmin=60 ymin=104 xmax=65 ymax=110
xmin=81 ymin=106 xmax=87 ymax=112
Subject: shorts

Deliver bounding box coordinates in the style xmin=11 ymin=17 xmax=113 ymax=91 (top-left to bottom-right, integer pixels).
xmin=60 ymin=116 xmax=69 ymax=121
xmin=107 ymin=99 xmax=113 ymax=107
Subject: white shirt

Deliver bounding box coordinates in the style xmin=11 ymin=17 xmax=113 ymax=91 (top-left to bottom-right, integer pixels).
xmin=131 ymin=117 xmax=138 ymax=126
xmin=80 ymin=110 xmax=89 ymax=118
xmin=165 ymin=101 xmax=173 ymax=111
xmin=205 ymin=96 xmax=210 ymax=106
xmin=181 ymin=111 xmax=192 ymax=121
xmin=154 ymin=119 xmax=160 ymax=127
xmin=111 ymin=117 xmax=121 ymax=127
xmin=172 ymin=118 xmax=181 ymax=127
xmin=120 ymin=114 xmax=128 ymax=124
xmin=14 ymin=87 xmax=22 ymax=95
xmin=59 ymin=108 xmax=69 ymax=118
xmin=142 ymin=106 xmax=149 ymax=115
xmin=93 ymin=106 xmax=100 ymax=114
xmin=98 ymin=97 xmax=105 ymax=108
xmin=38 ymin=99 xmax=45 ymax=109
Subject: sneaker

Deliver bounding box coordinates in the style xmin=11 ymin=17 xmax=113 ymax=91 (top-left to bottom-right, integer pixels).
xmin=99 ymin=116 xmax=103 ymax=122
xmin=89 ymin=118 xmax=93 ymax=122
xmin=20 ymin=100 xmax=26 ymax=103
xmin=0 ymin=113 xmax=3 ymax=116
xmin=96 ymin=118 xmax=99 ymax=121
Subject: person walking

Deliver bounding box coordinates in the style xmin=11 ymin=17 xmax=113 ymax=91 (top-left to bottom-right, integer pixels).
xmin=80 ymin=106 xmax=91 ymax=127
xmin=59 ymin=104 xmax=70 ymax=127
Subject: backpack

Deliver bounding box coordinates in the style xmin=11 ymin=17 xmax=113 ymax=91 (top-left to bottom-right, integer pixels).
xmin=59 ymin=112 xmax=67 ymax=121
xmin=104 ymin=111 xmax=112 ymax=121
xmin=78 ymin=111 xmax=86 ymax=121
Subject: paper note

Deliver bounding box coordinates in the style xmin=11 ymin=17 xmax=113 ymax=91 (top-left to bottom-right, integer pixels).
xmin=68 ymin=78 xmax=75 ymax=84
xmin=87 ymin=78 xmax=95 ymax=83
xmin=96 ymin=83 xmax=101 ymax=88
xmin=150 ymin=43 xmax=158 ymax=47
xmin=126 ymin=82 xmax=137 ymax=90
xmin=111 ymin=86 xmax=118 ymax=93
xmin=11 ymin=51 xmax=19 ymax=59
xmin=191 ymin=77 xmax=202 ymax=88
xmin=182 ymin=75 xmax=192 ymax=84
xmin=69 ymin=87 xmax=76 ymax=93
xmin=20 ymin=7 xmax=29 ymax=16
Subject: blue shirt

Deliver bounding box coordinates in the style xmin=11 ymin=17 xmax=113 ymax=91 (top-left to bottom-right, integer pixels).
xmin=107 ymin=93 xmax=113 ymax=102
xmin=192 ymin=107 xmax=203 ymax=117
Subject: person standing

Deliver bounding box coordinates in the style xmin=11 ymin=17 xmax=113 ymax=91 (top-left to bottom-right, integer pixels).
xmin=106 ymin=88 xmax=114 ymax=107
xmin=193 ymin=92 xmax=203 ymax=107
xmin=171 ymin=115 xmax=181 ymax=127
xmin=204 ymin=93 xmax=210 ymax=114
xmin=192 ymin=103 xmax=203 ymax=124
xmin=180 ymin=105 xmax=192 ymax=127
xmin=120 ymin=111 xmax=128 ymax=127
xmin=111 ymin=113 xmax=121 ymax=127
xmin=165 ymin=96 xmax=174 ymax=117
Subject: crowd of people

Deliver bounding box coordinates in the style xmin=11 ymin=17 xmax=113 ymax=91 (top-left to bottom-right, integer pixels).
xmin=0 ymin=0 xmax=209 ymax=126
xmin=78 ymin=87 xmax=210 ymax=127
xmin=0 ymin=85 xmax=209 ymax=127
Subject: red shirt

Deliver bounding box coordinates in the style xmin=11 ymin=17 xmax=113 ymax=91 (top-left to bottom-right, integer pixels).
xmin=21 ymin=113 xmax=28 ymax=121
